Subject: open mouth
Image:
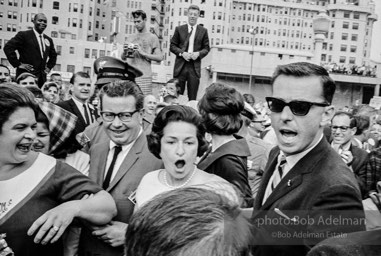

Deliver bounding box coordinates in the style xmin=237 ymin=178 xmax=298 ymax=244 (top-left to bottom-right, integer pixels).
xmin=175 ymin=160 xmax=185 ymax=169
xmin=280 ymin=129 xmax=297 ymax=137
xmin=112 ymin=129 xmax=126 ymax=134
xmin=17 ymin=144 xmax=31 ymax=153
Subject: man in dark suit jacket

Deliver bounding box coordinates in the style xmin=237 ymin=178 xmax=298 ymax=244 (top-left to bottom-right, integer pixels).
xmin=4 ymin=13 xmax=57 ymax=88
xmin=57 ymin=72 xmax=98 ymax=137
xmin=331 ymin=111 xmax=369 ymax=197
xmin=170 ymin=4 xmax=210 ymax=100
xmin=78 ymin=80 xmax=162 ymax=256
xmin=251 ymin=62 xmax=365 ymax=256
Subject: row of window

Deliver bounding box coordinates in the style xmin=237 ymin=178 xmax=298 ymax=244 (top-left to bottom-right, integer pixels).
xmin=0 ymin=11 xmax=17 ymax=19
xmin=0 ymin=0 xmax=18 ymax=6
xmin=321 ymin=54 xmax=357 ymax=65
xmin=0 ymin=23 xmax=17 ymax=32
xmin=331 ymin=21 xmax=360 ymax=30
xmin=330 ymin=32 xmax=358 ymax=41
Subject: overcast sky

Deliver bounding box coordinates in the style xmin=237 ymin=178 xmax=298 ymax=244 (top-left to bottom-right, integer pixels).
xmin=370 ymin=1 xmax=381 ymax=62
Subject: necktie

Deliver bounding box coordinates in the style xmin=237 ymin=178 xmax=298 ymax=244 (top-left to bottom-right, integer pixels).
xmin=39 ymin=35 xmax=45 ymax=57
xmin=271 ymin=155 xmax=287 ymax=191
xmin=103 ymin=146 xmax=122 ymax=189
xmin=185 ymin=26 xmax=194 ymax=52
xmin=83 ymin=103 xmax=91 ymax=125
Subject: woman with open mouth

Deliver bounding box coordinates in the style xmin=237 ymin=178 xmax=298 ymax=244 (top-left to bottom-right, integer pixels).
xmin=135 ymin=105 xmax=239 ymax=208
xmin=0 ymin=85 xmax=117 ymax=256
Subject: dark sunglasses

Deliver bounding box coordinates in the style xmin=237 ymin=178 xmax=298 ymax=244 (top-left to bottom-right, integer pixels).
xmin=265 ymin=97 xmax=330 ymax=116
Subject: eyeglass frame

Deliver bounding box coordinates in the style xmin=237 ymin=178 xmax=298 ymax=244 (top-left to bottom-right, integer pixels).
xmin=100 ymin=109 xmax=140 ymax=122
xmin=265 ymin=97 xmax=330 ymax=116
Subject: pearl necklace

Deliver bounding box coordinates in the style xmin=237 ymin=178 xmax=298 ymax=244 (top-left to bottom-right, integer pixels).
xmin=163 ymin=168 xmax=197 ymax=189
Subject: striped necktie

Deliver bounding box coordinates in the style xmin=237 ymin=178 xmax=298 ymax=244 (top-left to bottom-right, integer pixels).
xmin=271 ymin=154 xmax=287 ymax=191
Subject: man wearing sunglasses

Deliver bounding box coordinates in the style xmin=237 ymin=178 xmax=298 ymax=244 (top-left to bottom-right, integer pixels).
xmin=251 ymin=62 xmax=365 ymax=256
xmin=79 ymin=80 xmax=162 ymax=256
xmin=331 ymin=111 xmax=369 ymax=197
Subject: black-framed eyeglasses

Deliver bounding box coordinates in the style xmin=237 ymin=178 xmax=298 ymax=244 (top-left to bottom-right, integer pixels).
xmin=265 ymin=97 xmax=330 ymax=116
xmin=101 ymin=110 xmax=139 ymax=122
xmin=331 ymin=126 xmax=351 ymax=132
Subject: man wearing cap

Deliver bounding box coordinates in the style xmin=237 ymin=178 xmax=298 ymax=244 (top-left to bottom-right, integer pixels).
xmin=170 ymin=4 xmax=210 ymax=100
xmin=4 ymin=13 xmax=57 ymax=88
xmin=77 ymin=56 xmax=144 ymax=153
xmin=122 ymin=10 xmax=163 ymax=95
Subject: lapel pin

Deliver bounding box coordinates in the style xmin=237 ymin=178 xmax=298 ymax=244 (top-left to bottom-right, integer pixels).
xmin=287 ymin=179 xmax=292 ymax=187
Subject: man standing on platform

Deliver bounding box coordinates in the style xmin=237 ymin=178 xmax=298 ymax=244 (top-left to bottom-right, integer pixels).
xmin=170 ymin=4 xmax=210 ymax=100
xmin=4 ymin=13 xmax=57 ymax=88
xmin=122 ymin=10 xmax=163 ymax=95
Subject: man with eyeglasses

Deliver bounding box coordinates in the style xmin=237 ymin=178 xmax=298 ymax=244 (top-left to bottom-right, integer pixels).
xmin=331 ymin=111 xmax=369 ymax=197
xmin=79 ymin=80 xmax=162 ymax=256
xmin=251 ymin=62 xmax=365 ymax=256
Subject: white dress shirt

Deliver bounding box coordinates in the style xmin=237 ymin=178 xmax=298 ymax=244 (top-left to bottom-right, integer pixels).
xmin=104 ymin=128 xmax=143 ymax=182
xmin=33 ymin=28 xmax=45 ymax=58
xmin=187 ymin=24 xmax=197 ymax=53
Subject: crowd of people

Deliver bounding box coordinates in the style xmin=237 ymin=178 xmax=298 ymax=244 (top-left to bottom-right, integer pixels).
xmin=2 ymin=4 xmax=381 ymax=256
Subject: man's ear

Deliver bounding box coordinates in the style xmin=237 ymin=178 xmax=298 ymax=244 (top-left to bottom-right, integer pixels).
xmin=351 ymin=127 xmax=357 ymax=136
xmin=321 ymin=105 xmax=335 ymax=127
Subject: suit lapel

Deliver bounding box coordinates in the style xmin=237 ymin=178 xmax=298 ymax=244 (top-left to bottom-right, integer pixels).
xmin=31 ymin=31 xmax=43 ymax=59
xmin=69 ymin=99 xmax=86 ymax=126
xmin=106 ymin=133 xmax=145 ymax=192
xmin=256 ymin=138 xmax=330 ymax=211
xmin=89 ymin=142 xmax=109 ymax=186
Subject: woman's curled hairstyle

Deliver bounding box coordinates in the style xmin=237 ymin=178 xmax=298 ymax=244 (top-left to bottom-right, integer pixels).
xmin=147 ymin=105 xmax=209 ymax=159
xmin=198 ymin=83 xmax=245 ymax=135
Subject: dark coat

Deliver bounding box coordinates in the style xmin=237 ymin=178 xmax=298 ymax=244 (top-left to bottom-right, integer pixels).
xmin=308 ymin=229 xmax=381 ymax=256
xmin=350 ymin=144 xmax=369 ymax=197
xmin=79 ymin=133 xmax=163 ymax=256
xmin=4 ymin=29 xmax=57 ymax=86
xmin=197 ymin=135 xmax=253 ymax=207
xmin=251 ymin=138 xmax=366 ymax=256
xmin=170 ymin=24 xmax=210 ymax=78
xmin=57 ymin=99 xmax=98 ymax=136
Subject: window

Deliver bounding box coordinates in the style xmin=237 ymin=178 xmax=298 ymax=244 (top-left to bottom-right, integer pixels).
xmin=100 ymin=50 xmax=105 ymax=57
xmin=350 ymin=46 xmax=357 ymax=53
xmin=353 ymin=12 xmax=359 ymax=19
xmin=67 ymin=65 xmax=75 ymax=73
xmin=352 ymin=23 xmax=359 ymax=30
xmin=53 ymin=64 xmax=61 ymax=71
xmin=341 ymin=33 xmax=348 ymax=40
xmin=72 ymin=18 xmax=77 ymax=27
xmin=339 ymin=56 xmax=346 ymax=63
xmin=69 ymin=47 xmax=74 ymax=54
xmin=73 ymin=3 xmax=78 ymax=12
xmin=7 ymin=11 xmax=11 ymax=18
xmin=343 ymin=22 xmax=349 ymax=29
xmin=84 ymin=48 xmax=90 ymax=58
xmin=53 ymin=1 xmax=59 ymax=9
xmin=71 ymin=34 xmax=76 ymax=40
xmin=331 ymin=21 xmax=335 ymax=28
xmin=52 ymin=16 xmax=58 ymax=25
xmin=83 ymin=67 xmax=91 ymax=74
xmin=51 ymin=31 xmax=58 ymax=38
xmin=340 ymin=45 xmax=347 ymax=52
xmin=92 ymin=49 xmax=98 ymax=58
xmin=349 ymin=57 xmax=356 ymax=64
xmin=343 ymin=11 xmax=350 ymax=18
xmin=351 ymin=34 xmax=358 ymax=41
xmin=330 ymin=32 xmax=334 ymax=39
xmin=13 ymin=11 xmax=16 ymax=19
xmin=56 ymin=45 xmax=62 ymax=55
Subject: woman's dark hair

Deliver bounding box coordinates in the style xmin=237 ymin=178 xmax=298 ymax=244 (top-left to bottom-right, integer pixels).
xmin=147 ymin=105 xmax=209 ymax=159
xmin=42 ymin=81 xmax=60 ymax=92
xmin=166 ymin=78 xmax=181 ymax=95
xmin=198 ymin=83 xmax=244 ymax=135
xmin=0 ymin=84 xmax=37 ymax=133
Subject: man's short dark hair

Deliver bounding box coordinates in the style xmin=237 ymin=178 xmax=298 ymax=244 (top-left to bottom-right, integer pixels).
xmin=132 ymin=10 xmax=146 ymax=20
xmin=353 ymin=115 xmax=370 ymax=135
xmin=99 ymin=80 xmax=144 ymax=111
xmin=147 ymin=105 xmax=209 ymax=159
xmin=188 ymin=4 xmax=200 ymax=12
xmin=332 ymin=111 xmax=357 ymax=129
xmin=69 ymin=71 xmax=90 ymax=85
xmin=271 ymin=62 xmax=336 ymax=104
xmin=16 ymin=72 xmax=37 ymax=84
xmin=125 ymin=187 xmax=252 ymax=256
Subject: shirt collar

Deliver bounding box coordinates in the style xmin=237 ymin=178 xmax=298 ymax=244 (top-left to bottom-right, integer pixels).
xmin=188 ymin=24 xmax=197 ymax=31
xmin=33 ymin=28 xmax=44 ymax=38
xmin=281 ymin=134 xmax=323 ymax=169
xmin=331 ymin=140 xmax=351 ymax=151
